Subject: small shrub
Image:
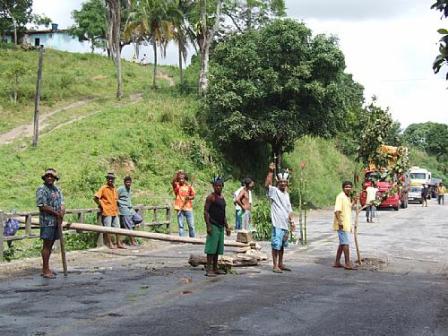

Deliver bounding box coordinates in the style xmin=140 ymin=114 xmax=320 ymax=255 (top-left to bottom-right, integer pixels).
xmin=180 ymin=114 xmax=199 ymax=135
xmin=252 ymin=198 xmax=272 ymax=241
xmin=159 ymin=110 xmax=174 ymax=123
xmin=64 ymin=232 xmax=97 ymax=251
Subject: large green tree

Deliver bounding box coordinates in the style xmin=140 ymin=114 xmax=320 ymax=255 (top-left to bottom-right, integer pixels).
xmin=404 ymin=122 xmax=448 ymax=161
xmin=222 ymin=0 xmax=286 ymax=33
xmin=0 ymin=0 xmax=32 ymax=44
xmin=70 ymin=0 xmax=107 ymax=53
xmin=203 ymin=19 xmax=362 ymax=162
xmin=432 ymin=0 xmax=448 ymax=79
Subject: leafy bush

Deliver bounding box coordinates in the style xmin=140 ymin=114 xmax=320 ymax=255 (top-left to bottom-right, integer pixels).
xmin=252 ymin=198 xmax=272 ymax=241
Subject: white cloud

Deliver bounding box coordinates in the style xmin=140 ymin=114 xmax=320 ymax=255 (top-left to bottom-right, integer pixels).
xmin=32 ymin=0 xmax=84 ymax=28
xmin=286 ymin=0 xmax=448 ymax=128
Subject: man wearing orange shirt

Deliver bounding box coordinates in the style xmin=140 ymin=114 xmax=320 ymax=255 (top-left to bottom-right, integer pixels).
xmin=94 ymin=172 xmax=125 ymax=249
xmin=172 ymin=170 xmax=196 ymax=237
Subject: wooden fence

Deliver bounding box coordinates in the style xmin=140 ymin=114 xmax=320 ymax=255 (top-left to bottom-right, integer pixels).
xmin=0 ymin=205 xmax=172 ymax=262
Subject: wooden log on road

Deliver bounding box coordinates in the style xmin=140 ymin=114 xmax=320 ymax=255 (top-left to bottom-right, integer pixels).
xmin=188 ymin=254 xmax=259 ymax=267
xmin=66 ymin=222 xmax=249 ymax=248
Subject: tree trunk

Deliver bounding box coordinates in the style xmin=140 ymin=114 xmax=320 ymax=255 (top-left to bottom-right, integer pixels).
xmin=105 ymin=0 xmax=123 ymax=100
xmin=178 ymin=45 xmax=183 ymax=89
xmin=32 ymin=46 xmax=44 ymax=147
xmin=198 ymin=0 xmax=222 ymax=95
xmin=152 ymin=41 xmax=158 ymax=88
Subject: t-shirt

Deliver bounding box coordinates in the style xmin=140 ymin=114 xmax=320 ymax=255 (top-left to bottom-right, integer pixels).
xmin=333 ymin=192 xmax=352 ymax=232
xmin=36 ymin=184 xmax=64 ymax=227
xmin=366 ymin=186 xmax=379 ymax=204
xmin=267 ymin=185 xmax=292 ymax=230
xmin=437 ymin=186 xmax=446 ymax=195
xmin=95 ymin=185 xmax=118 ymax=216
xmin=117 ymin=186 xmax=135 ymax=216
xmin=173 ymin=182 xmax=195 ymax=211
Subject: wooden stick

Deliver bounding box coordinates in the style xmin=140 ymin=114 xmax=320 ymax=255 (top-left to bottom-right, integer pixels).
xmin=57 ymin=217 xmax=68 ymax=276
xmin=66 ymin=222 xmax=249 ymax=248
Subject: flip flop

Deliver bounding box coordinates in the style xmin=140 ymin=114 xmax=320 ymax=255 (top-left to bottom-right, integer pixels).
xmin=279 ymin=266 xmax=292 ymax=271
xmin=332 ymin=264 xmax=344 ymax=268
xmin=204 ymin=272 xmax=217 ymax=277
xmin=42 ymin=273 xmax=56 ymax=279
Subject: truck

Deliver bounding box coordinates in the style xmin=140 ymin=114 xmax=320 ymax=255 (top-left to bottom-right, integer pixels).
xmin=360 ymin=145 xmax=409 ymax=211
xmin=408 ymin=167 xmax=432 ymax=203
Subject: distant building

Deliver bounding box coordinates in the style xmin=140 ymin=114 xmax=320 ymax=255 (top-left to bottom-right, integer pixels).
xmin=22 ymin=23 xmax=94 ymax=53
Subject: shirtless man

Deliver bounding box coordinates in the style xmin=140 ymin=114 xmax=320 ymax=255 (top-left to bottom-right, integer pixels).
xmin=235 ymin=177 xmax=255 ymax=231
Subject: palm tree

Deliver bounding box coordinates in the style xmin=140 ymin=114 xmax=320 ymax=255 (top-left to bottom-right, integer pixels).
xmin=125 ymin=0 xmax=181 ymax=88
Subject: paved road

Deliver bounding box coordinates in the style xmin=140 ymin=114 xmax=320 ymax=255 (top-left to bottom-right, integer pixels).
xmin=1 ymin=199 xmax=447 ymax=336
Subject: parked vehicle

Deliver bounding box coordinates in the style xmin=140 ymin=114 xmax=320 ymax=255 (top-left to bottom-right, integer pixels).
xmin=408 ymin=185 xmax=423 ymax=204
xmin=360 ymin=145 xmax=409 ymax=211
xmin=409 ymin=167 xmax=432 ymax=201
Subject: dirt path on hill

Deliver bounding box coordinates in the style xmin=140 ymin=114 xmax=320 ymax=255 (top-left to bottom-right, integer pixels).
xmin=0 ymin=93 xmax=145 ymax=145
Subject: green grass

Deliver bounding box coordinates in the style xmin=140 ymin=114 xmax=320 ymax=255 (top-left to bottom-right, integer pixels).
xmin=284 ymin=136 xmax=357 ymax=208
xmin=0 ymin=47 xmax=172 ymax=133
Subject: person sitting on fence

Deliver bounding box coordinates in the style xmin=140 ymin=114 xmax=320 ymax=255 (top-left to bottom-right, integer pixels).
xmin=172 ymin=170 xmax=196 ymax=237
xmin=204 ymin=176 xmax=231 ymax=277
xmin=235 ymin=177 xmax=255 ymax=231
xmin=117 ymin=176 xmax=143 ymax=246
xmin=36 ymin=168 xmax=65 ymax=279
xmin=94 ymin=172 xmax=125 ymax=249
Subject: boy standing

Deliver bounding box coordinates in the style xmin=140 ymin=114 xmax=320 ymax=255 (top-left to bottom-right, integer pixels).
xmin=172 ymin=170 xmax=196 ymax=237
xmin=204 ymin=177 xmax=231 ymax=277
xmin=117 ymin=176 xmax=143 ymax=246
xmin=333 ymin=181 xmax=356 ymax=270
xmin=94 ymin=173 xmax=125 ymax=249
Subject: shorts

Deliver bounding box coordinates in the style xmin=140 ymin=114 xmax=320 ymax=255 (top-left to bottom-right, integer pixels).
xmin=204 ymin=225 xmax=224 ymax=255
xmin=271 ymin=227 xmax=289 ymax=250
xmin=102 ymin=216 xmax=119 ymax=228
xmin=120 ymin=213 xmax=143 ymax=230
xmin=337 ymin=229 xmax=350 ymax=245
xmin=40 ymin=226 xmax=60 ymax=241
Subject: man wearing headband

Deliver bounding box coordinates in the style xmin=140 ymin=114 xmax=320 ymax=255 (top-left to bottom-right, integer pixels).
xmin=265 ymin=163 xmax=295 ymax=273
xmin=204 ymin=176 xmax=231 ymax=276
xmin=36 ymin=168 xmax=65 ymax=279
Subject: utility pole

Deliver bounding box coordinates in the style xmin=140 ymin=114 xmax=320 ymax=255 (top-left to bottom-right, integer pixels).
xmin=32 ymin=46 xmax=44 ymax=147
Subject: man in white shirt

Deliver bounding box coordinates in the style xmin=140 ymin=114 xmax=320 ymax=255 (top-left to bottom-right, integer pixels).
xmin=365 ymin=181 xmax=378 ymax=223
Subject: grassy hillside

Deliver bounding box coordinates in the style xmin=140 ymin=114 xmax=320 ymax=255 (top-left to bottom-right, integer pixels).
xmin=285 ymin=136 xmax=357 ymax=208
xmin=0 ymin=47 xmax=177 ymax=133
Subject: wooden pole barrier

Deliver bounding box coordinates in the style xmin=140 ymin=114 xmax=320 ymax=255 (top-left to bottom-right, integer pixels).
xmin=57 ymin=217 xmax=68 ymax=276
xmin=66 ymin=222 xmax=249 ymax=248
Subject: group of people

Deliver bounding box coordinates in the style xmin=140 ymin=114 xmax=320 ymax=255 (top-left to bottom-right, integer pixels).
xmin=36 ymin=169 xmax=142 ymax=278
xmin=35 ymin=163 xmax=359 ymax=278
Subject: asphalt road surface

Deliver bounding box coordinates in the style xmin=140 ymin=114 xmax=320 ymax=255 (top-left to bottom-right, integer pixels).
xmin=1 ymin=198 xmax=447 ymax=336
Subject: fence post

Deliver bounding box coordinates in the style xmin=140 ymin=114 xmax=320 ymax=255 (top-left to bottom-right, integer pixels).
xmin=166 ymin=207 xmax=171 ymax=233
xmin=96 ymin=211 xmax=104 ymax=247
xmin=25 ymin=214 xmax=32 ymax=236
xmin=0 ymin=211 xmax=5 ymax=262
xmin=77 ymin=211 xmax=85 ymax=223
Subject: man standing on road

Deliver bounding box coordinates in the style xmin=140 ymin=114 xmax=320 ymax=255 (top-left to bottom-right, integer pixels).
xmin=437 ymin=182 xmax=446 ymax=205
xmin=117 ymin=176 xmax=143 ymax=246
xmin=233 ymin=181 xmax=244 ymax=231
xmin=421 ymin=184 xmax=429 ymax=207
xmin=365 ymin=181 xmax=378 ymax=223
xmin=36 ymin=168 xmax=65 ymax=279
xmin=265 ymin=162 xmax=295 ymax=273
xmin=172 ymin=170 xmax=196 ymax=237
xmin=204 ymin=176 xmax=231 ymax=277
xmin=333 ymin=181 xmax=356 ymax=270
xmin=94 ymin=173 xmax=125 ymax=249
xmin=235 ymin=177 xmax=255 ymax=231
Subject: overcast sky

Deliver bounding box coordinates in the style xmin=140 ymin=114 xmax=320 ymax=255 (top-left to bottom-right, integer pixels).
xmin=32 ymin=0 xmax=447 ymax=128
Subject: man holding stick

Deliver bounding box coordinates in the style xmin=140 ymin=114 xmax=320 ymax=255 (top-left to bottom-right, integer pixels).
xmin=265 ymin=163 xmax=295 ymax=273
xmin=36 ymin=168 xmax=65 ymax=279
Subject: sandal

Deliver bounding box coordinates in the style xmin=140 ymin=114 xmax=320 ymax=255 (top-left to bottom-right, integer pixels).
xmin=279 ymin=266 xmax=292 ymax=271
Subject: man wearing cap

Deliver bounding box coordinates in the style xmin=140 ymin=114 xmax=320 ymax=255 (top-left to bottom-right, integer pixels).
xmin=36 ymin=168 xmax=65 ymax=279
xmin=204 ymin=176 xmax=231 ymax=276
xmin=94 ymin=173 xmax=125 ymax=249
xmin=265 ymin=162 xmax=295 ymax=273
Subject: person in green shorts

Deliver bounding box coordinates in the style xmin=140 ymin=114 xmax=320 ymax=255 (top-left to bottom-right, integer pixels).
xmin=204 ymin=176 xmax=231 ymax=277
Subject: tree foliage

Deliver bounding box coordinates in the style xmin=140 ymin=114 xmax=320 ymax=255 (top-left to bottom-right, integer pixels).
xmin=432 ymin=0 xmax=448 ymax=79
xmin=203 ymin=19 xmax=362 ymax=160
xmin=0 ymin=0 xmax=32 ymax=43
xmin=356 ymin=100 xmax=402 ymax=167
xmin=222 ymin=0 xmax=286 ymax=33
xmin=70 ymin=0 xmax=107 ymax=53
xmin=403 ymin=122 xmax=448 ymax=161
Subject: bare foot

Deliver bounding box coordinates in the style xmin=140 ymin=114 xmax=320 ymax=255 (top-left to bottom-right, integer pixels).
xmin=332 ymin=263 xmax=344 ymax=268
xmin=107 ymin=244 xmax=117 ymax=249
xmin=117 ymin=244 xmax=127 ymax=249
xmin=272 ymin=267 xmax=283 ymax=273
